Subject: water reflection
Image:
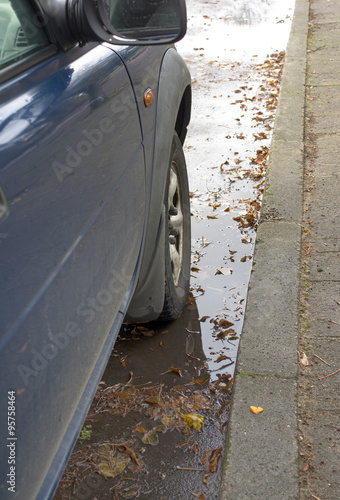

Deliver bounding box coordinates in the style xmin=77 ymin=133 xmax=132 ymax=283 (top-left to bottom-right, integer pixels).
xmin=225 ymin=0 xmax=271 ymax=25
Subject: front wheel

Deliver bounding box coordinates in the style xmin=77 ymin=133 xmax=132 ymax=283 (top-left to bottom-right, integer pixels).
xmin=159 ymin=133 xmax=191 ymax=321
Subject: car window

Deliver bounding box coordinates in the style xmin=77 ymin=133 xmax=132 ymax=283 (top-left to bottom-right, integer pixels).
xmin=0 ymin=0 xmax=49 ymax=70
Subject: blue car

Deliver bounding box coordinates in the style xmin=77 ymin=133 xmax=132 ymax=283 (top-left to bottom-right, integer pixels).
xmin=0 ymin=1 xmax=191 ymax=497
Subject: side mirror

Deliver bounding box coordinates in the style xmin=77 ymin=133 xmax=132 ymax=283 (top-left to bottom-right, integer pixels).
xmin=68 ymin=0 xmax=187 ymax=46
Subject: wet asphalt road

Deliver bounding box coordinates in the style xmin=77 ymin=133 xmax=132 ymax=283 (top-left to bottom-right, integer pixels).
xmin=54 ymin=1 xmax=295 ymax=499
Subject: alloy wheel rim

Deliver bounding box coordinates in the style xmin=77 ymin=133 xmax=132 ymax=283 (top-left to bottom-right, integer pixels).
xmin=168 ymin=162 xmax=184 ymax=286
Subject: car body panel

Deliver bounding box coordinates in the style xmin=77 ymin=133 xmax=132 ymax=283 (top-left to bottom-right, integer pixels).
xmin=0 ymin=1 xmax=191 ymax=498
xmin=126 ymin=48 xmax=191 ymax=322
xmin=0 ymin=42 xmax=147 ymax=499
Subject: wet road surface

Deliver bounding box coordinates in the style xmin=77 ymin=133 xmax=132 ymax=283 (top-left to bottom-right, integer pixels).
xmin=54 ymin=1 xmax=295 ymax=498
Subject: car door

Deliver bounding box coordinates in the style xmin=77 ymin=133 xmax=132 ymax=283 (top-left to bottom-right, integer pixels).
xmin=0 ymin=1 xmax=146 ymax=498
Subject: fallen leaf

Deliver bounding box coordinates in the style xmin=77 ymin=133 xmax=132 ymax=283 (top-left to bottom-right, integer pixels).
xmin=302 ymin=461 xmax=310 ymax=472
xmin=135 ymin=424 xmax=147 ymax=434
xmin=215 ymin=266 xmax=233 ymax=276
xmin=250 ymin=406 xmax=263 ymax=414
xmin=118 ymin=444 xmax=141 ymax=466
xmin=98 ymin=451 xmax=130 ymax=478
xmin=201 ymin=450 xmax=210 ymax=466
xmin=190 ymin=493 xmax=205 ymax=500
xmin=299 ymin=351 xmax=309 ymax=366
xmin=218 ymin=319 xmax=234 ymax=328
xmin=183 ymin=413 xmax=205 ymax=431
xmin=161 ymin=416 xmax=171 ymax=427
xmin=190 ymin=375 xmax=210 ymax=386
xmin=176 ymin=438 xmax=189 ymax=448
xmin=144 ymin=395 xmax=161 ymax=405
xmin=161 ymin=366 xmax=183 ymax=377
xmin=142 ymin=429 xmax=159 ymax=445
xmin=187 ymin=354 xmax=200 ymax=361
xmin=202 ymin=447 xmax=222 ymax=484
xmin=188 ymin=441 xmax=200 ymax=454
xmin=216 ymin=354 xmax=231 ymax=363
xmin=200 ymin=315 xmax=210 ymax=322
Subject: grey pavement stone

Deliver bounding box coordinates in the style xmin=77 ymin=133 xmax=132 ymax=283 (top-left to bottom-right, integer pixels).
xmin=308 ymin=70 xmax=340 ymax=87
xmin=310 ymin=252 xmax=340 ymax=281
xmin=237 ymin=222 xmax=300 ymax=378
xmin=220 ymin=376 xmax=298 ymax=500
xmin=309 ymin=281 xmax=340 ymax=337
xmin=313 ymin=114 xmax=340 ymax=134
xmin=311 ymin=0 xmax=340 ymax=20
xmin=312 ymin=168 xmax=340 ymax=205
xmin=272 ymin=92 xmax=305 ymax=141
xmin=264 ymin=140 xmax=304 ymax=223
xmin=312 ymin=237 xmax=340 ymax=253
xmin=308 ymin=412 xmax=340 ymax=500
xmin=281 ymin=58 xmax=307 ymax=91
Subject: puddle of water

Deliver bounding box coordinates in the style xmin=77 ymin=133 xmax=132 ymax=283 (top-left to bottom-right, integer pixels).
xmin=181 ymin=0 xmax=295 ymax=61
xmin=176 ymin=0 xmax=296 ymax=379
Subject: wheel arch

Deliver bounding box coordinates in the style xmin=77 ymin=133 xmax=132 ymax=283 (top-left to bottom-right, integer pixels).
xmin=124 ymin=48 xmax=191 ymax=323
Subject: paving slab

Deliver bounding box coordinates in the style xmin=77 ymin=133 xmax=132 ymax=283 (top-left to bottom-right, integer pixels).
xmin=237 ymin=222 xmax=300 ymax=378
xmin=308 ymin=281 xmax=340 ymax=338
xmin=221 ymin=376 xmax=298 ymax=500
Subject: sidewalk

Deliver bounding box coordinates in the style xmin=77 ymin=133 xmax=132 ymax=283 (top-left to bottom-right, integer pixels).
xmin=220 ymin=0 xmax=340 ymax=499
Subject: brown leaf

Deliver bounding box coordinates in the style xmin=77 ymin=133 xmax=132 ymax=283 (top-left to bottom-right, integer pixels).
xmin=188 ymin=441 xmax=200 ymax=454
xmin=218 ymin=319 xmax=234 ymax=328
xmin=191 ymin=266 xmax=200 ymax=272
xmin=215 ymin=267 xmax=233 ymax=276
xmin=135 ymin=424 xmax=147 ymax=434
xmin=216 ymin=328 xmax=235 ymax=339
xmin=190 ymin=375 xmax=210 ymax=386
xmin=187 ymin=354 xmax=200 ymax=361
xmin=176 ymin=438 xmax=189 ymax=448
xmin=144 ymin=395 xmax=161 ymax=405
xmin=202 ymin=448 xmax=222 ymax=484
xmin=118 ymin=444 xmax=141 ymax=466
xmin=161 ymin=366 xmax=183 ymax=377
xmin=299 ymin=351 xmax=309 ymax=366
xmin=201 ymin=450 xmax=210 ymax=467
xmin=199 ymin=316 xmax=210 ymax=322
xmin=142 ymin=429 xmax=159 ymax=445
xmin=216 ymin=355 xmax=231 ymax=363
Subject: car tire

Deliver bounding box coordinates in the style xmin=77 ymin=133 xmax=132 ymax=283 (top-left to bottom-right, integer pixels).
xmin=159 ymin=133 xmax=191 ymax=321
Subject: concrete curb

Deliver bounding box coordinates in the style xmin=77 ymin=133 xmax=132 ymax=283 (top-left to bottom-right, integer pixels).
xmin=220 ymin=1 xmax=309 ymax=498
